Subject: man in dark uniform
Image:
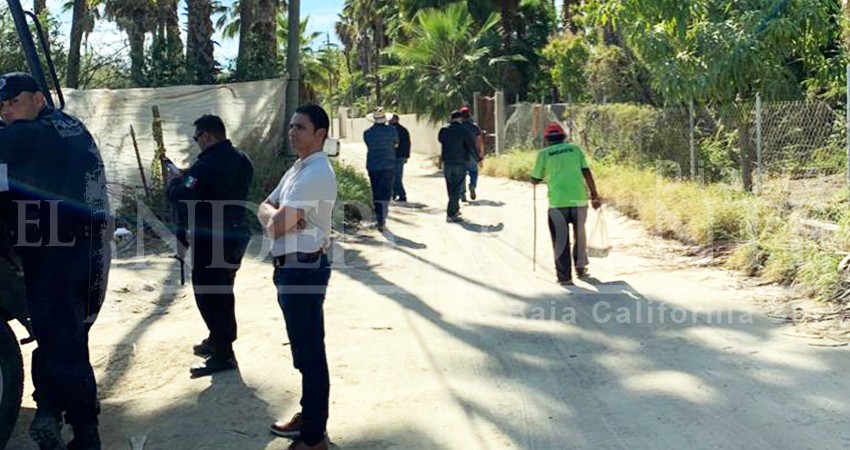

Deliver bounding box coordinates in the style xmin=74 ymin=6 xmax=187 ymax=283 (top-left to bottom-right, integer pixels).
xmin=389 ymin=114 xmax=410 ymax=202
xmin=438 ymin=110 xmax=478 ymax=222
xmin=167 ymin=114 xmax=254 ymax=378
xmin=0 ymin=72 xmax=111 ymax=450
xmin=458 ymin=106 xmax=484 ymax=202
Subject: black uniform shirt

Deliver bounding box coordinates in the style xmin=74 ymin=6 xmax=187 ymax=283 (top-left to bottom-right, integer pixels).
xmin=438 ymin=122 xmax=477 ymax=165
xmin=392 ymin=123 xmax=411 ymax=159
xmin=167 ymin=139 xmax=254 ymax=239
xmin=0 ymin=107 xmax=110 ymax=248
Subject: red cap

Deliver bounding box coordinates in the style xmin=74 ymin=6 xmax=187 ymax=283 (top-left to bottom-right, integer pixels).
xmin=459 ymin=105 xmax=470 ymax=114
xmin=544 ymin=122 xmax=566 ymax=137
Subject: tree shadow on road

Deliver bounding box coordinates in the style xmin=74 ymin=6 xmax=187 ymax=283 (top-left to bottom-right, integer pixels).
xmin=450 ymin=218 xmax=504 ymax=233
xmin=8 ymin=371 xmax=277 ymax=450
xmin=468 ymin=199 xmax=506 ymax=207
xmin=332 ymin=242 xmax=850 ymax=448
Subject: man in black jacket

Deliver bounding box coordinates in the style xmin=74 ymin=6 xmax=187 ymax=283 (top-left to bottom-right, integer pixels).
xmin=389 ymin=114 xmax=411 ymax=202
xmin=438 ymin=111 xmax=478 ymax=221
xmin=167 ymin=115 xmax=254 ymax=378
xmin=0 ymin=72 xmax=111 ymax=450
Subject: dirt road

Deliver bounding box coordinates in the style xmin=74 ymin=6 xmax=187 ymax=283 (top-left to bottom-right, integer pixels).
xmin=7 ymin=142 xmax=850 ymax=449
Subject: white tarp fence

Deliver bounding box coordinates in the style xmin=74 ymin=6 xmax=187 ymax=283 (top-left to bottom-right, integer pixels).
xmin=62 ymin=78 xmax=287 ymax=203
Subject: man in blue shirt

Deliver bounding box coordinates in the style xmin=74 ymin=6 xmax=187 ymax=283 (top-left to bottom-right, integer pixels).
xmin=363 ymin=107 xmax=398 ymax=231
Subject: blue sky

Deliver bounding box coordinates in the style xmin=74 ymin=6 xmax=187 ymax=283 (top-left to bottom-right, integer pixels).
xmin=43 ymin=0 xmax=344 ymax=65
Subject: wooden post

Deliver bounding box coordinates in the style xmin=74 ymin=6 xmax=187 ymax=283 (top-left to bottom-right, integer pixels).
xmin=130 ymin=125 xmax=149 ymax=196
xmin=151 ymin=105 xmax=167 ymax=187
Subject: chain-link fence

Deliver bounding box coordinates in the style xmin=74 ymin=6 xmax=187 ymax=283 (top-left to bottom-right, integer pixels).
xmin=501 ymin=97 xmax=847 ymax=194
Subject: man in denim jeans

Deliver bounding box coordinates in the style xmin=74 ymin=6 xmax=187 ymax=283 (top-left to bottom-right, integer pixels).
xmin=458 ymin=106 xmax=484 ymax=202
xmin=439 ymin=110 xmax=479 ymax=221
xmin=258 ymin=104 xmax=337 ymax=450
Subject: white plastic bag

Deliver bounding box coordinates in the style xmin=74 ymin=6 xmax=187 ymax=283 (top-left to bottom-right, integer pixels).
xmin=587 ymin=207 xmax=611 ymax=258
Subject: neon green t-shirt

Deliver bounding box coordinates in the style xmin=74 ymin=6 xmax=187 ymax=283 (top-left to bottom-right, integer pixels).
xmin=531 ymin=142 xmax=589 ymax=208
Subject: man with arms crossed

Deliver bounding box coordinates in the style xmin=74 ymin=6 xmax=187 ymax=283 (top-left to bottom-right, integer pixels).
xmin=258 ymin=104 xmax=337 ymax=450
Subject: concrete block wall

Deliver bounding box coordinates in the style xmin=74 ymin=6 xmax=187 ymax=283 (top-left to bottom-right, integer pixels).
xmin=338 ymin=109 xmax=444 ymax=157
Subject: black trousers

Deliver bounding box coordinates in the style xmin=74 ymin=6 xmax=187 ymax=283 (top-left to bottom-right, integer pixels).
xmin=547 ymin=207 xmax=589 ymax=282
xmin=191 ymin=234 xmax=250 ymax=357
xmin=21 ymin=236 xmax=110 ymax=427
xmin=443 ymin=163 xmax=466 ymax=217
xmin=274 ymin=253 xmax=332 ymax=446
xmin=368 ymin=169 xmax=395 ymax=226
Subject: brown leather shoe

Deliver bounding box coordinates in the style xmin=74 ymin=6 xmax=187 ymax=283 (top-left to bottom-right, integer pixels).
xmin=287 ymin=438 xmax=328 ymax=450
xmin=270 ymin=412 xmax=303 ymax=438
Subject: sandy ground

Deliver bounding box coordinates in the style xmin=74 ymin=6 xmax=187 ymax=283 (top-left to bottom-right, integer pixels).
xmin=7 ymin=142 xmax=850 ymax=449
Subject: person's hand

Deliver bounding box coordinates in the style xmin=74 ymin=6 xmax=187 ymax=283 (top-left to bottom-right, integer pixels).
xmin=591 ymin=195 xmax=602 ymax=210
xmin=296 ymin=218 xmax=307 ymax=231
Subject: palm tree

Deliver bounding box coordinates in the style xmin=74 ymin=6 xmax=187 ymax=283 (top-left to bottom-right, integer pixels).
xmin=335 ymin=7 xmax=357 ymax=75
xmin=382 ymin=3 xmax=501 ymax=121
xmin=246 ymin=0 xmax=278 ymax=79
xmin=65 ymin=0 xmax=89 ymax=88
xmin=214 ymin=0 xmax=257 ymax=80
xmin=277 ymin=15 xmax=325 ymax=100
xmin=186 ymin=0 xmax=215 ymax=84
xmin=104 ymin=0 xmax=155 ymax=86
xmin=148 ymin=0 xmax=185 ymax=85
xmin=339 ymin=0 xmax=400 ymax=105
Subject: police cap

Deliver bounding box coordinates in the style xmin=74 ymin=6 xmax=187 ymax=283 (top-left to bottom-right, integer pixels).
xmin=0 ymin=72 xmax=41 ymax=102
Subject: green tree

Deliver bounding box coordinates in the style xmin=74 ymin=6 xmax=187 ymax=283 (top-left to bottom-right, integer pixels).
xmin=582 ymin=0 xmax=844 ymax=191
xmin=582 ymin=0 xmax=842 ymax=104
xmin=381 ymin=2 xmax=502 ymax=121
xmin=541 ymin=30 xmax=589 ymax=101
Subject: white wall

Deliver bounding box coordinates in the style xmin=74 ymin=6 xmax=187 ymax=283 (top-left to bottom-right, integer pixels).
xmin=339 ymin=111 xmax=444 ymax=157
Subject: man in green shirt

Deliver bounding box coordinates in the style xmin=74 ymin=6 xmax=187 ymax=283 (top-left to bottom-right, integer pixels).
xmin=531 ymin=122 xmax=601 ymax=285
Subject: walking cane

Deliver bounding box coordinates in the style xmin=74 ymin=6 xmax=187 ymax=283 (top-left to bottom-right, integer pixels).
xmin=533 ymin=183 xmax=537 ymax=272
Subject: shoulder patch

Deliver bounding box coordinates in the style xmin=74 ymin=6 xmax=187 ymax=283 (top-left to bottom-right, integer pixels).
xmin=184 ymin=176 xmax=198 ymax=189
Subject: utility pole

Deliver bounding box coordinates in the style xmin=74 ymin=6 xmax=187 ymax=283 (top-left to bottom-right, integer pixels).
xmin=283 ymin=0 xmax=301 ymax=154
xmin=326 ymin=32 xmax=335 ymax=137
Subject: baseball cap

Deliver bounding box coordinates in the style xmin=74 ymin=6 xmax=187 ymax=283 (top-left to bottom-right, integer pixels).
xmin=0 ymin=72 xmax=41 ymax=102
xmin=450 ymin=110 xmax=463 ymax=119
xmin=459 ymin=105 xmax=470 ymax=115
xmin=544 ymin=122 xmax=566 ymax=137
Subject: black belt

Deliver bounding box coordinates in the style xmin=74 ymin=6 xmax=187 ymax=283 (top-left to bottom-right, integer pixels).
xmin=272 ymin=249 xmax=324 ymax=268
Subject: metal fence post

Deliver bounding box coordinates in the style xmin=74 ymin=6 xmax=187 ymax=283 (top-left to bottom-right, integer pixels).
xmin=689 ymin=100 xmax=696 ymax=180
xmin=601 ymin=95 xmax=607 ymax=157
xmin=846 ymin=64 xmax=850 ymax=193
xmin=756 ymin=93 xmax=763 ymax=194
xmin=495 ymin=90 xmax=505 ymax=156
xmin=473 ymin=91 xmax=480 ymax=124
